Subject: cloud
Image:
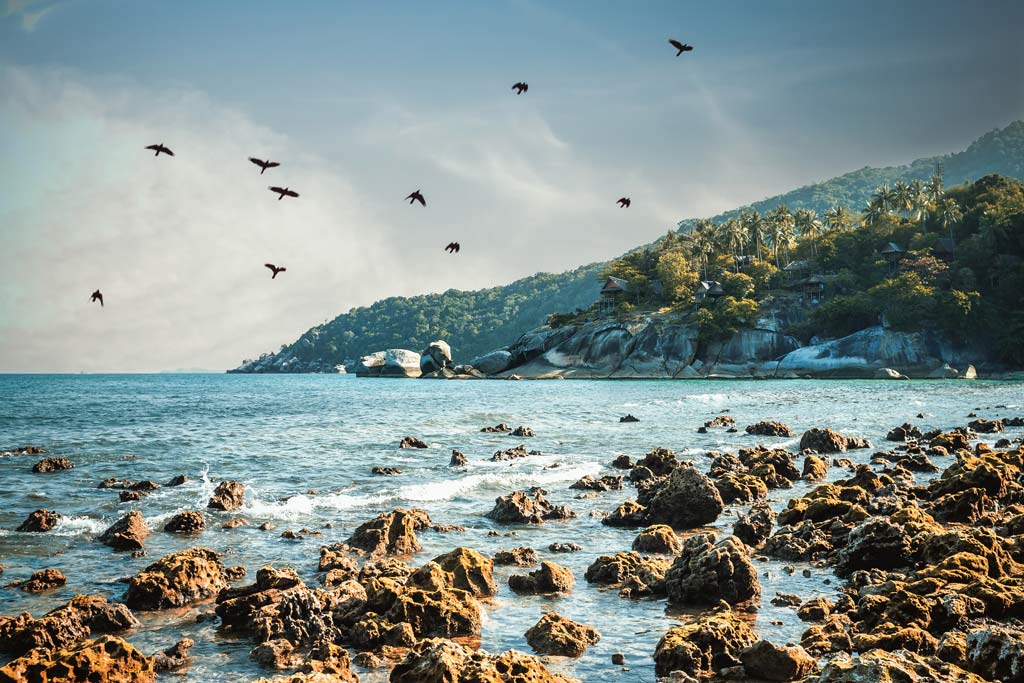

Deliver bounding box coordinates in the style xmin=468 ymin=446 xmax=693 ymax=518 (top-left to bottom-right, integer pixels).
xmin=4 ymin=0 xmax=60 ymax=31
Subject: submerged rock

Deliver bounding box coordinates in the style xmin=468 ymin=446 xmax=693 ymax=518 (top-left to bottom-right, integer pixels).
xmin=16 ymin=509 xmax=61 ymax=532
xmin=21 ymin=568 xmax=67 ymax=593
xmin=32 ymin=457 xmax=74 ymax=473
xmin=525 ymin=612 xmax=600 ymax=657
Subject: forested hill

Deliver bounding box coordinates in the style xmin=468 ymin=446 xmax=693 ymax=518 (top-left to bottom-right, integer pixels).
xmin=231 ymin=120 xmax=1024 ymax=373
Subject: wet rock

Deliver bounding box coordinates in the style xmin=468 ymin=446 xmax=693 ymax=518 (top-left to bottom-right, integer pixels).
xmin=511 ymin=425 xmax=534 ymax=437
xmin=584 ymin=552 xmax=670 ymax=595
xmin=799 ymin=428 xmax=871 ymax=453
xmin=223 ymin=518 xmax=248 ymax=528
xmin=800 ymin=615 xmax=853 ymax=656
xmin=0 ymin=635 xmax=155 ymax=683
xmin=611 ymin=454 xmax=634 ymax=469
xmin=0 ymin=594 xmax=139 ymax=658
xmin=98 ymin=478 xmax=135 ymax=489
xmin=733 ymin=501 xmax=775 ymax=548
xmin=482 ymin=422 xmax=511 ymax=433
xmin=705 ymin=415 xmax=736 ymax=428
xmin=486 ymin=489 xmax=572 ymax=525
xmin=491 ymin=444 xmax=539 ymax=461
xmin=299 ymin=641 xmax=359 ymax=681
xmin=968 ymin=418 xmax=1004 ymax=433
xmin=665 ymin=534 xmax=760 ymax=606
xmin=346 ymin=508 xmax=426 ymax=556
xmin=449 ymin=449 xmax=467 ymax=466
xmin=620 ymin=414 xmax=640 ymax=423
xmin=612 ymin=653 xmax=626 ymax=665
xmin=432 ymin=547 xmax=497 ymax=597
xmin=125 ymin=547 xmax=227 ymax=610
xmin=6 ymin=446 xmax=44 ymax=455
xmin=225 ymin=566 xmax=247 ymax=581
xmin=632 ymin=447 xmax=679 ymax=477
xmin=166 ymin=474 xmax=188 ymax=487
xmin=834 ymin=517 xmax=914 ymax=576
xmin=653 ymin=611 xmax=759 ymax=678
xmin=119 ymin=490 xmax=143 ymax=502
xmin=548 ymin=542 xmax=582 ymax=553
xmin=508 ymin=561 xmax=574 ymax=595
xmin=525 ymin=612 xmax=600 ymax=657
xmin=493 ymin=547 xmax=538 ymax=566
xmin=151 ymin=638 xmax=194 ymax=671
xmin=740 ymin=640 xmax=817 ymax=681
xmin=602 ymin=500 xmax=648 ymax=527
xmin=632 ymin=525 xmax=682 ymax=554
xmin=399 ymin=436 xmax=429 ymax=449
xmin=802 ymin=455 xmax=829 ymax=481
xmin=569 ymin=475 xmax=623 ymax=491
xmin=207 ymin=480 xmax=246 ymax=511
xmin=385 ymin=586 xmax=482 ymax=639
xmin=32 ymin=457 xmax=74 ymax=473
xmin=746 ymin=421 xmax=794 ymax=437
xmin=16 ymin=508 xmax=60 ymax=532
xmin=715 ymin=472 xmax=768 ymax=504
xmin=21 ymin=568 xmax=67 ymax=593
xmin=815 ymin=648 xmax=986 ymax=683
xmin=251 ymin=638 xmax=301 ymax=669
xmin=887 ymin=423 xmax=924 ymax=442
xmin=163 ymin=511 xmax=205 ymax=534
xmin=927 ymin=488 xmax=994 ymax=524
xmin=645 ymin=464 xmax=724 ymax=529
xmin=391 ymin=638 xmax=567 ymax=683
xmin=798 ymin=597 xmax=834 ymax=622
xmin=99 ymin=510 xmax=150 ymax=551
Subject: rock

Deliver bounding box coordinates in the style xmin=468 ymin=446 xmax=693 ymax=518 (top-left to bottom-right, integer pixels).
xmin=570 ymin=475 xmax=623 ymax=491
xmin=225 ymin=566 xmax=246 ymax=581
xmin=166 ymin=474 xmax=188 ymax=487
xmin=887 ymin=423 xmax=924 ymax=442
xmin=834 ymin=517 xmax=913 ymax=576
xmin=385 ymin=587 xmax=482 ymax=639
xmin=371 ymin=466 xmax=402 ymax=475
xmin=164 ymin=511 xmax=206 ymax=534
xmin=21 ymin=568 xmax=67 ymax=593
xmin=815 ymin=648 xmax=987 ymax=683
xmin=611 ymin=454 xmax=634 ymax=469
xmin=125 ymin=547 xmax=227 ymax=610
xmin=964 ymin=624 xmax=1024 ymax=683
xmin=449 ymin=449 xmax=467 ymax=466
xmin=802 ymin=455 xmax=829 ymax=481
xmin=207 ymin=480 xmax=245 ymax=511
xmin=733 ymin=501 xmax=775 ymax=547
xmin=250 ymin=638 xmax=300 ymax=669
xmin=665 ymin=534 xmax=760 ymax=605
xmin=746 ymin=421 xmax=794 ymax=437
xmin=632 ymin=447 xmax=679 ymax=477
xmin=98 ymin=478 xmax=135 ymax=489
xmin=481 ymin=423 xmax=512 ymax=433
xmin=486 ymin=489 xmax=572 ymax=524
xmin=399 ymin=436 xmax=429 ymax=449
xmin=346 ymin=508 xmax=426 ymax=556
xmin=584 ymin=552 xmax=670 ymax=590
xmin=32 ymin=457 xmax=74 ymax=473
xmin=382 ymin=348 xmax=422 ymax=378
xmin=654 ymin=611 xmax=759 ymax=678
xmin=798 ymin=597 xmax=834 ymax=622
xmin=99 ymin=510 xmax=150 ymax=551
xmin=491 ymin=444 xmax=536 ymax=461
xmin=875 ymin=367 xmax=909 ymax=380
xmin=800 ymin=428 xmax=871 ymax=453
xmin=353 ymin=351 xmax=386 ymax=377
xmin=705 ymin=415 xmax=736 ymax=428
xmin=151 ymin=638 xmax=194 ymax=671
xmin=715 ymin=472 xmax=768 ymax=504
xmin=6 ymin=446 xmax=44 ymax=455
xmin=223 ymin=518 xmax=248 ymax=528
xmin=620 ymin=414 xmax=640 ymax=423
xmin=432 ymin=547 xmax=497 ymax=597
xmin=968 ymin=418 xmax=1005 ymax=433
xmin=740 ymin=640 xmax=817 ymax=681
xmin=511 ymin=425 xmax=534 ymax=437
xmin=645 ymin=464 xmax=724 ymax=529
xmin=493 ymin=547 xmax=538 ymax=566
xmin=420 ymin=340 xmax=453 ymax=374
xmin=524 ymin=612 xmax=600 ymax=657
xmin=0 ymin=594 xmax=139 ymax=658
xmin=632 ymin=525 xmax=682 ymax=554
xmin=0 ymin=635 xmax=154 ymax=683
xmin=508 ymin=561 xmax=574 ymax=595
xmin=602 ymin=500 xmax=648 ymax=527
xmin=391 ymin=638 xmax=567 ymax=683
xmin=612 ymin=653 xmax=626 ymax=665
xmin=469 ymin=350 xmax=513 ymax=375
xmin=119 ymin=490 xmax=143 ymax=502
xmin=16 ymin=509 xmax=60 ymax=532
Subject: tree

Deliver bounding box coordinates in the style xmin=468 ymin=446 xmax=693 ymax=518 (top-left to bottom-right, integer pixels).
xmin=686 ymin=219 xmax=717 ymax=279
xmin=795 ymin=208 xmax=823 ymax=257
xmin=824 ymin=205 xmax=854 ymax=232
xmin=656 ymin=251 xmax=698 ymax=305
xmin=910 ymin=179 xmax=928 ymax=224
xmin=766 ymin=205 xmax=795 ymax=267
xmin=862 ymin=198 xmax=886 ymax=226
xmin=893 ymin=180 xmax=913 ymax=217
xmin=721 ymin=217 xmax=747 ymax=269
xmin=926 ymin=173 xmax=944 ymax=207
xmin=741 ymin=210 xmax=766 ymax=261
xmin=939 ymin=197 xmax=963 ymax=246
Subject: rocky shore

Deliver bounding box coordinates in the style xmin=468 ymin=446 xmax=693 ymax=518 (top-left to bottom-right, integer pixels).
xmin=4 ymin=409 xmax=1024 ymax=683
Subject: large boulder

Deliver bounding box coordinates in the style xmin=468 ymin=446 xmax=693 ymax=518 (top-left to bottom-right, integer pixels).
xmin=0 ymin=635 xmax=154 ymax=683
xmin=664 ymin=534 xmax=760 ymax=606
xmin=385 ymin=587 xmax=482 ymax=639
xmin=164 ymin=511 xmax=205 ymax=534
xmin=468 ymin=350 xmax=513 ymax=375
xmin=733 ymin=501 xmax=776 ymax=548
xmin=645 ymin=464 xmax=724 ymax=529
xmin=815 ymin=648 xmax=987 ymax=683
xmin=740 ymin=640 xmax=817 ymax=681
xmin=99 ymin=510 xmax=150 ymax=551
xmin=382 ymin=349 xmax=422 ymax=378
xmin=431 ymin=547 xmax=497 ymax=597
xmin=16 ymin=509 xmax=61 ymax=532
xmin=486 ymin=489 xmax=572 ymax=524
xmin=632 ymin=525 xmax=682 ymax=554
xmin=346 ymin=509 xmax=425 ymax=556
xmin=654 ymin=611 xmax=759 ymax=678
xmin=799 ymin=428 xmax=871 ymax=453
xmin=420 ymin=341 xmax=453 ymax=374
xmin=0 ymin=595 xmax=139 ymax=658
xmin=524 ymin=612 xmax=600 ymax=657
xmin=353 ymin=351 xmax=386 ymax=377
xmin=125 ymin=548 xmax=227 ymax=610
xmin=207 ymin=480 xmax=245 ymax=511
xmin=508 ymin=561 xmax=575 ymax=595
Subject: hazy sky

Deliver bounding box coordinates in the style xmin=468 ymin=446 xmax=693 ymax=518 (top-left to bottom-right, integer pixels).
xmin=2 ymin=1 xmax=1022 ymax=372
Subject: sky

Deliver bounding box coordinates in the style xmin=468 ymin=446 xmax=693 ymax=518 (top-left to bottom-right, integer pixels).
xmin=1 ymin=0 xmax=1022 ymax=372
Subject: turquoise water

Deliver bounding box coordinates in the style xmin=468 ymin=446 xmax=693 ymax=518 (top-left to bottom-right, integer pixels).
xmin=2 ymin=374 xmax=1023 ymax=681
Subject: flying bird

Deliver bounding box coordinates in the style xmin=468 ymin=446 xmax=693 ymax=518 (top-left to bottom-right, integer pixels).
xmin=617 ymin=197 xmax=631 ymax=208
xmin=249 ymin=157 xmax=280 ymax=174
xmin=269 ymin=186 xmax=299 ymax=200
xmin=265 ymin=263 xmax=286 ymax=279
xmin=89 ymin=290 xmax=104 ymax=307
xmin=668 ymin=39 xmax=694 ymax=56
xmin=445 ymin=242 xmax=460 ymax=254
xmin=406 ymin=190 xmax=426 ymax=206
xmin=511 ymin=82 xmax=529 ymax=95
xmin=145 ymin=143 xmax=174 ymax=157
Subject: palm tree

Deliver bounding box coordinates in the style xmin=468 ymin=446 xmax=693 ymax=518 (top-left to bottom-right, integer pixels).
xmin=893 ymin=181 xmax=913 ymax=217
xmin=794 ymin=208 xmax=822 ymax=257
xmin=926 ymin=174 xmax=944 ymax=207
xmin=687 ymin=219 xmax=716 ymax=279
xmin=824 ymin=205 xmax=853 ymax=232
xmin=862 ymin=198 xmax=886 ymax=226
xmin=766 ymin=205 xmax=794 ymax=267
xmin=910 ymin=179 xmax=928 ymax=225
xmin=874 ymin=184 xmax=896 ymax=214
xmin=742 ymin=210 xmax=766 ymax=261
xmin=939 ymin=197 xmax=963 ymax=249
xmin=722 ymin=217 xmax=746 ymax=270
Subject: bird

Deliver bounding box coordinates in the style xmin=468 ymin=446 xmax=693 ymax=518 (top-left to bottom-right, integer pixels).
xmin=668 ymin=39 xmax=694 ymax=56
xmin=269 ymin=186 xmax=299 ymax=200
xmin=445 ymin=242 xmax=460 ymax=254
xmin=511 ymin=82 xmax=529 ymax=95
xmin=617 ymin=197 xmax=631 ymax=208
xmin=89 ymin=290 xmax=104 ymax=307
xmin=265 ymin=263 xmax=286 ymax=279
xmin=406 ymin=190 xmax=426 ymax=206
xmin=145 ymin=143 xmax=174 ymax=157
xmin=249 ymin=157 xmax=280 ymax=174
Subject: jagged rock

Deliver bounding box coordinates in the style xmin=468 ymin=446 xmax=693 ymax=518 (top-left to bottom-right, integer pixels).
xmin=632 ymin=447 xmax=679 ymax=477
xmin=620 ymin=414 xmax=640 ymax=423
xmin=887 ymin=423 xmax=924 ymax=442
xmin=740 ymin=640 xmax=817 ymax=681
xmin=151 ymin=638 xmax=194 ymax=671
xmin=491 ymin=444 xmax=536 ymax=461
xmin=799 ymin=428 xmax=871 ymax=453
xmin=815 ymin=648 xmax=987 ymax=683
xmin=511 ymin=425 xmax=534 ymax=437
xmin=251 ymin=638 xmax=301 ymax=669
xmin=715 ymin=472 xmax=768 ymax=503
xmin=481 ymin=423 xmax=511 ymax=433
xmin=802 ymin=455 xmax=829 ymax=480
xmin=21 ymin=568 xmax=66 ymax=593
xmin=391 ymin=638 xmax=568 ymax=683
xmin=798 ymin=597 xmax=834 ymax=622
xmin=493 ymin=547 xmax=538 ymax=566
xmin=801 ymin=615 xmax=853 ymax=656
xmin=432 ymin=547 xmax=497 ymax=597
xmin=346 ymin=509 xmax=426 ymax=556
xmin=645 ymin=464 xmax=724 ymax=529
xmin=834 ymin=517 xmax=913 ymax=576
xmin=968 ymin=418 xmax=1004 ymax=433
xmin=164 ymin=511 xmax=205 ymax=534
xmin=16 ymin=509 xmax=60 ymax=532
xmin=602 ymin=500 xmax=648 ymax=527
xmin=705 ymin=415 xmax=736 ymax=428
xmin=733 ymin=501 xmax=775 ymax=547
xmin=99 ymin=510 xmax=150 ymax=551
xmin=0 ymin=635 xmax=154 ymax=683
xmin=525 ymin=612 xmax=600 ymax=657
xmin=549 ymin=542 xmax=582 ymax=553
xmin=570 ymin=475 xmax=623 ymax=491
xmin=208 ymin=480 xmax=245 ymax=511
xmin=746 ymin=421 xmax=794 ymax=437
xmin=385 ymin=587 xmax=482 ymax=639
xmin=399 ymin=436 xmax=429 ymax=449
xmin=125 ymin=547 xmax=227 ymax=610
xmin=32 ymin=457 xmax=74 ymax=473
xmin=964 ymin=624 xmax=1024 ymax=683
xmin=0 ymin=595 xmax=139 ymax=658
xmin=665 ymin=534 xmax=760 ymax=605
xmin=611 ymin=454 xmax=634 ymax=469
xmin=632 ymin=525 xmax=682 ymax=554
xmin=654 ymin=611 xmax=759 ymax=678
xmin=508 ymin=561 xmax=574 ymax=595
xmin=584 ymin=551 xmax=670 ymax=591
xmin=486 ymin=489 xmax=571 ymax=524
xmin=449 ymin=449 xmax=467 ymax=466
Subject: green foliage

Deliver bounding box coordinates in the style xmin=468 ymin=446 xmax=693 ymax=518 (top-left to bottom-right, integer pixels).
xmin=719 ymin=271 xmax=755 ymax=299
xmin=697 ymin=296 xmax=759 ymax=341
xmin=655 ymin=251 xmax=698 ymax=305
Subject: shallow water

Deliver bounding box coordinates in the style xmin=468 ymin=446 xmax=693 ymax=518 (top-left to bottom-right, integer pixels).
xmin=1 ymin=375 xmax=1022 ymax=681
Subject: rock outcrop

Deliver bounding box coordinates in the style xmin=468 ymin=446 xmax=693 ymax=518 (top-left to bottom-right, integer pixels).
xmin=524 ymin=612 xmax=600 ymax=657
xmin=0 ymin=595 xmax=139 ymax=659
xmin=125 ymin=547 xmax=227 ymax=610
xmin=16 ymin=509 xmax=60 ymax=532
xmin=486 ymin=490 xmax=573 ymax=524
xmin=644 ymin=464 xmax=724 ymax=529
xmin=654 ymin=611 xmax=759 ymax=678
xmin=208 ymin=480 xmax=245 ymax=511
xmin=99 ymin=510 xmax=150 ymax=551
xmin=664 ymin=534 xmax=760 ymax=605
xmin=508 ymin=561 xmax=575 ymax=595
xmin=0 ymin=635 xmax=155 ymax=683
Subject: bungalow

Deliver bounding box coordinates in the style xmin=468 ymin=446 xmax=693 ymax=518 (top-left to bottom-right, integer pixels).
xmin=599 ymin=276 xmax=630 ymax=314
xmin=694 ymin=280 xmax=724 ymax=306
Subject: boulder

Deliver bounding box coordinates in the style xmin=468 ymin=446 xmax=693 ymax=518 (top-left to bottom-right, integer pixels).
xmin=420 ymin=341 xmax=453 ymax=374
xmin=875 ymin=367 xmax=909 ymax=380
xmin=32 ymin=457 xmax=75 ymax=473
xmin=524 ymin=612 xmax=600 ymax=657
xmin=385 ymin=587 xmax=482 ymax=639
xmin=800 ymin=428 xmax=871 ymax=453
xmin=493 ymin=547 xmax=538 ymax=566
xmin=964 ymin=624 xmax=1024 ymax=683
xmin=207 ymin=480 xmax=245 ymax=511
xmin=468 ymin=350 xmax=513 ymax=375
xmin=602 ymin=500 xmax=648 ymax=527
xmin=886 ymin=423 xmax=924 ymax=442
xmin=391 ymin=638 xmax=568 ymax=683
xmin=654 ymin=611 xmax=759 ymax=678
xmin=449 ymin=449 xmax=467 ymax=466
xmin=584 ymin=552 xmax=670 ymax=594
xmin=740 ymin=640 xmax=817 ymax=681
xmin=125 ymin=547 xmax=227 ymax=610
xmin=570 ymin=475 xmax=624 ymax=492
xmin=346 ymin=509 xmax=425 ymax=556
xmin=968 ymin=418 xmax=1004 ymax=433
xmin=250 ymin=638 xmax=300 ymax=670
xmin=164 ymin=511 xmax=206 ymax=534
xmin=802 ymin=455 xmax=829 ymax=481
xmin=645 ymin=464 xmax=724 ymax=529
xmin=353 ymin=351 xmax=386 ymax=377
xmin=486 ymin=489 xmax=571 ymax=524
xmin=0 ymin=635 xmax=154 ymax=683
xmin=733 ymin=501 xmax=775 ymax=547
xmin=664 ymin=534 xmax=760 ymax=606
xmin=99 ymin=510 xmax=150 ymax=551
xmin=399 ymin=436 xmax=429 ymax=449
xmin=432 ymin=547 xmax=497 ymax=597
xmin=798 ymin=597 xmax=834 ymax=622
xmin=632 ymin=525 xmax=682 ymax=554
xmin=815 ymin=648 xmax=987 ymax=683
xmin=151 ymin=638 xmax=194 ymax=672
xmin=508 ymin=561 xmax=574 ymax=595
xmin=16 ymin=509 xmax=60 ymax=532
xmin=0 ymin=594 xmax=139 ymax=658
xmin=715 ymin=472 xmax=768 ymax=504
xmin=21 ymin=568 xmax=67 ymax=593
xmin=745 ymin=421 xmax=794 ymax=437
xmin=382 ymin=349 xmax=422 ymax=378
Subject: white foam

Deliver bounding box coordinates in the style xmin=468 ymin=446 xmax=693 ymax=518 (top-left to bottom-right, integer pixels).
xmin=54 ymin=515 xmax=107 ymax=536
xmin=399 ymin=462 xmax=601 ymax=503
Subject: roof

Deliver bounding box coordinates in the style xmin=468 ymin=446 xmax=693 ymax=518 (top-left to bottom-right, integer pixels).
xmin=880 ymin=242 xmax=904 ymax=254
xmin=601 ymin=276 xmax=630 ymax=293
xmin=783 ymin=259 xmax=813 ymax=272
xmin=696 ymin=280 xmax=724 ymax=294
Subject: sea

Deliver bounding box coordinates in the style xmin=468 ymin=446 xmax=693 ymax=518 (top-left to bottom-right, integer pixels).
xmin=2 ymin=374 xmax=1023 ymax=681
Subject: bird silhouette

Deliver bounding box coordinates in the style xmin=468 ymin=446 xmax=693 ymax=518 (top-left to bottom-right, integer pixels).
xmin=145 ymin=143 xmax=174 ymax=157
xmin=89 ymin=290 xmax=104 ymax=307
xmin=617 ymin=197 xmax=632 ymax=208
xmin=265 ymin=263 xmax=286 ymax=279
xmin=269 ymin=186 xmax=299 ymax=200
xmin=512 ymin=82 xmax=529 ymax=95
xmin=249 ymin=157 xmax=280 ymax=174
xmin=668 ymin=39 xmax=693 ymax=56
xmin=445 ymin=242 xmax=460 ymax=254
xmin=406 ymin=190 xmax=426 ymax=206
